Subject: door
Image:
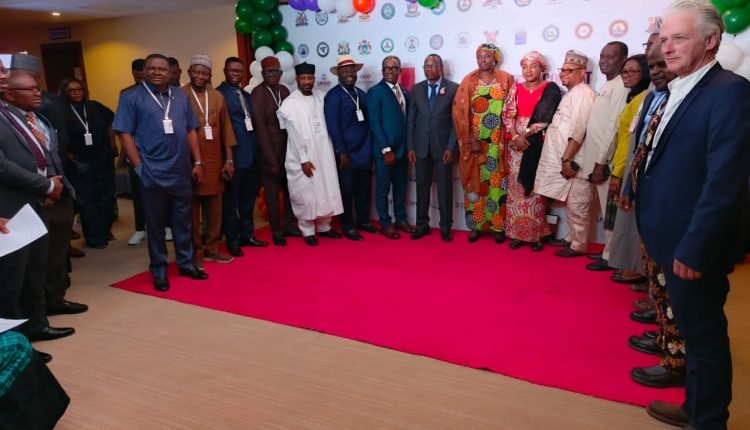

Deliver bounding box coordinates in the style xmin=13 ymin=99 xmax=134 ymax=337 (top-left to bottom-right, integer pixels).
xmin=40 ymin=41 xmax=85 ymax=94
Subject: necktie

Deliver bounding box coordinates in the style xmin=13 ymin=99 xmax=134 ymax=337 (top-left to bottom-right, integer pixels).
xmin=428 ymin=84 xmax=437 ymax=110
xmin=630 ymin=94 xmax=669 ymax=194
xmin=392 ymin=85 xmax=405 ymax=114
xmin=0 ymin=105 xmax=46 ymax=171
xmin=25 ymin=112 xmax=48 ymax=148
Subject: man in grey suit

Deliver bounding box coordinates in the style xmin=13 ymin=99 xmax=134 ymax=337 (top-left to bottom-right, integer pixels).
xmin=0 ymin=67 xmax=75 ymax=344
xmin=407 ymin=54 xmax=458 ymax=242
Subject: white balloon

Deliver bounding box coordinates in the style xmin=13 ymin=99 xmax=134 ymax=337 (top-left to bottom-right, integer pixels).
xmin=277 ymin=51 xmax=294 ymax=70
xmin=716 ymin=39 xmax=744 ymax=72
xmin=245 ymin=77 xmax=263 ymax=94
xmin=336 ymin=0 xmax=355 ymax=17
xmin=281 ymin=69 xmax=297 ymax=86
xmin=254 ymin=47 xmax=274 ymax=62
xmin=249 ymin=60 xmax=262 ymax=79
xmin=732 ymin=30 xmax=750 ymax=55
xmin=734 ymin=56 xmax=750 ymax=81
xmin=318 ymin=0 xmax=337 ymax=13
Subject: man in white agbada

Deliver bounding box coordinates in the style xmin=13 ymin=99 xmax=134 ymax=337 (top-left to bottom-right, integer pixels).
xmin=534 ymin=50 xmax=596 ymax=255
xmin=276 ymin=62 xmax=343 ymax=246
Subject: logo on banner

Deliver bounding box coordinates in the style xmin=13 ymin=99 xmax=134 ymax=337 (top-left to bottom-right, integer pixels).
xmin=457 ymin=0 xmax=472 ymax=11
xmin=515 ymin=29 xmax=527 ymax=45
xmin=575 ymin=22 xmax=593 ymax=39
xmin=484 ymin=30 xmax=499 ymax=44
xmin=381 ymin=2 xmax=396 ymax=19
xmin=358 ymin=39 xmax=373 ymax=55
xmin=317 ymin=42 xmax=330 ymax=57
xmin=381 ymin=38 xmax=395 ymax=53
xmin=360 ymin=68 xmax=375 ymax=86
xmin=514 ymin=0 xmax=531 ymax=6
xmin=315 ymin=11 xmax=329 ymax=25
xmin=406 ymin=2 xmax=420 ymax=17
xmin=295 ymin=12 xmax=309 ymax=26
xmin=338 ymin=41 xmax=351 ymax=55
xmin=456 ymin=32 xmax=471 ymax=48
xmin=483 ymin=0 xmax=502 ymax=8
xmin=432 ymin=1 xmax=447 ymax=14
xmin=430 ymin=34 xmax=445 ymax=50
xmin=609 ymin=19 xmax=628 ymax=38
xmin=405 ymin=36 xmax=419 ymax=52
xmin=298 ymin=44 xmax=310 ymax=58
xmin=542 ymin=25 xmax=560 ymax=42
xmin=317 ymin=73 xmax=333 ymax=90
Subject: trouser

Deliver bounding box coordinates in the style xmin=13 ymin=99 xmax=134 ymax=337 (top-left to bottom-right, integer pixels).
xmin=338 ymin=166 xmax=372 ymax=231
xmin=664 ymin=269 xmax=732 ymax=430
xmin=43 ymin=192 xmax=74 ymax=305
xmin=564 ymin=178 xmax=592 ymax=252
xmin=193 ymin=193 xmax=222 ymax=255
xmin=70 ymin=157 xmax=115 ymax=247
xmin=262 ymin=171 xmax=296 ymax=238
xmin=223 ymin=166 xmax=260 ymax=246
xmin=0 ymin=235 xmax=49 ymax=333
xmin=374 ymin=155 xmax=408 ymax=228
xmin=415 ymin=156 xmax=453 ymax=230
xmin=129 ymin=164 xmax=146 ymax=231
xmin=644 ymin=256 xmax=686 ymax=376
xmin=593 ymin=177 xmax=613 ymax=259
xmin=141 ymin=183 xmax=194 ymax=279
xmin=298 ymin=216 xmax=332 ymax=237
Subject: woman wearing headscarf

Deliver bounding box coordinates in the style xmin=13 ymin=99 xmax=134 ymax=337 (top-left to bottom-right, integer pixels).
xmin=501 ymin=51 xmax=562 ymax=251
xmin=452 ymin=43 xmax=515 ymax=243
xmin=59 ymin=78 xmax=117 ymax=249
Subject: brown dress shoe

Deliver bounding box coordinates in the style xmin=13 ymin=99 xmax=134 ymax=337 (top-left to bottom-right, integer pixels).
xmin=633 ymin=297 xmax=656 ymax=311
xmin=646 ymin=400 xmax=689 ymax=427
xmin=69 ymin=245 xmax=86 ymax=258
xmin=381 ymin=225 xmax=400 ymax=239
xmin=394 ymin=222 xmax=415 ymax=234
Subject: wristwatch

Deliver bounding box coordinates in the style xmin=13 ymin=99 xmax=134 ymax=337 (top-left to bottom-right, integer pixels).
xmin=381 ymin=147 xmax=392 ymax=155
xmin=193 ymin=160 xmax=204 ymax=166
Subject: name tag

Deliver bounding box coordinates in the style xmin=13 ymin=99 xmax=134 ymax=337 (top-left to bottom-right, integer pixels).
xmin=84 ymin=133 xmax=93 ymax=146
xmin=356 ymin=109 xmax=364 ymax=122
xmin=163 ymin=119 xmax=174 ymax=135
xmin=204 ymin=126 xmax=213 ymax=140
xmin=244 ymin=118 xmax=254 ymax=131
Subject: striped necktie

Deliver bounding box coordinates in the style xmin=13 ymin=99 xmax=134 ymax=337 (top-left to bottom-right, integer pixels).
xmin=392 ymin=85 xmax=405 ymax=114
xmin=25 ymin=112 xmax=48 ymax=148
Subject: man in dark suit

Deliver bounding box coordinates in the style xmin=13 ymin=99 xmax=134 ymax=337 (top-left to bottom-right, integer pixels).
xmin=367 ymin=55 xmax=414 ymax=239
xmin=0 ymin=69 xmax=75 ymax=345
xmin=637 ymin=2 xmax=750 ymax=429
xmin=407 ymin=54 xmax=458 ymax=242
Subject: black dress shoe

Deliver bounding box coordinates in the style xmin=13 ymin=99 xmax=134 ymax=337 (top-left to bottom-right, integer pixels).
xmin=494 ymin=231 xmax=506 ymax=244
xmin=240 ymin=237 xmax=268 ymax=247
xmin=410 ymin=227 xmax=430 ymax=240
xmin=586 ymin=259 xmax=613 ymax=271
xmin=468 ymin=230 xmax=480 ymax=243
xmin=548 ymin=238 xmax=571 ymax=247
xmin=357 ymin=223 xmax=378 ymax=233
xmin=178 ymin=267 xmax=209 ymax=280
xmin=319 ymin=229 xmax=342 ymax=239
xmin=630 ymin=308 xmax=657 ymax=324
xmin=344 ymin=230 xmax=364 ymax=241
xmin=632 ymin=366 xmax=686 ymax=388
xmin=272 ymin=235 xmax=287 ymax=246
xmin=631 ymin=282 xmax=649 ymax=293
xmin=628 ymin=334 xmax=661 ymax=355
xmin=153 ymin=277 xmax=170 ymax=292
xmin=26 ymin=326 xmax=75 ymax=342
xmin=228 ymin=245 xmax=244 ymax=257
xmin=47 ymin=300 xmax=88 ymax=316
xmin=509 ymin=239 xmax=523 ymax=249
xmin=588 ymin=253 xmax=603 ymax=260
xmin=554 ymin=248 xmax=587 ymax=257
xmin=644 ymin=330 xmax=657 ymax=339
xmin=531 ymin=241 xmax=543 ymax=252
xmin=284 ymin=228 xmax=303 ymax=237
xmin=303 ymin=235 xmax=319 ymax=246
xmin=35 ymin=350 xmax=52 ymax=364
xmin=646 ymin=401 xmax=689 ymax=427
xmin=440 ymin=229 xmax=452 ymax=242
xmin=381 ymin=226 xmax=400 ymax=239
xmin=611 ymin=273 xmax=647 ymax=284
xmin=395 ymin=222 xmax=415 ymax=234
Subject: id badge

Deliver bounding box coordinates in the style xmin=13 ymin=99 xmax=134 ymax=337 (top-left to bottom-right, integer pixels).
xmin=84 ymin=133 xmax=93 ymax=146
xmin=356 ymin=109 xmax=364 ymax=122
xmin=163 ymin=119 xmax=174 ymax=135
xmin=244 ymin=118 xmax=254 ymax=131
xmin=204 ymin=126 xmax=213 ymax=140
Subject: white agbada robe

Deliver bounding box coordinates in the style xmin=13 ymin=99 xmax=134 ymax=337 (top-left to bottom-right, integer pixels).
xmin=276 ymin=89 xmax=343 ymax=221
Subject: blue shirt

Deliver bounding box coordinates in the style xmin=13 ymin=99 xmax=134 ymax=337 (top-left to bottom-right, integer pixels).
xmin=426 ymin=78 xmax=442 ymax=99
xmin=638 ymin=90 xmax=668 ymax=146
xmin=216 ymin=81 xmax=258 ymax=169
xmin=113 ymin=82 xmax=199 ymax=189
xmin=323 ymin=84 xmax=372 ymax=169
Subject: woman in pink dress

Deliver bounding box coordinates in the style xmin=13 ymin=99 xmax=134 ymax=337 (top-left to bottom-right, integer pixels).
xmin=501 ymin=51 xmax=562 ymax=251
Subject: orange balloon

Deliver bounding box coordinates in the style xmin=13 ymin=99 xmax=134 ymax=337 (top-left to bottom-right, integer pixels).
xmin=353 ymin=0 xmax=375 ymax=13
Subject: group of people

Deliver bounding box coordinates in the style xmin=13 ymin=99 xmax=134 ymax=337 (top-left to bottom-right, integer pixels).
xmin=1 ymin=0 xmax=748 ymax=429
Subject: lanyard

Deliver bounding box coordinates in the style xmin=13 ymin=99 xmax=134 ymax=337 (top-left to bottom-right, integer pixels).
xmin=70 ymin=104 xmax=89 ymax=133
xmin=266 ymin=85 xmax=282 ymax=108
xmin=143 ymin=82 xmax=171 ymax=119
xmin=189 ymin=86 xmax=209 ymax=125
xmin=343 ymin=86 xmax=360 ymax=110
xmin=237 ymin=89 xmax=251 ymax=119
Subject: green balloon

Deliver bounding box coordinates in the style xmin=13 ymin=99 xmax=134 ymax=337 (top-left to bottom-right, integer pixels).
xmin=254 ymin=0 xmax=277 ymax=12
xmin=712 ymin=0 xmax=730 ymax=14
xmin=275 ymin=41 xmax=295 ymax=55
xmin=269 ymin=25 xmax=288 ymax=43
xmin=236 ymin=1 xmax=255 ymax=19
xmin=269 ymin=9 xmax=283 ymax=25
xmin=250 ymin=11 xmax=271 ymax=31
xmin=252 ymin=30 xmax=274 ymax=48
xmin=724 ymin=7 xmax=750 ymax=34
xmin=234 ymin=18 xmax=252 ymax=34
xmin=417 ymin=0 xmax=439 ymax=8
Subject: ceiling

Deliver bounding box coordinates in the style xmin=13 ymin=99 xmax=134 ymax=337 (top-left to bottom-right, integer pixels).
xmin=0 ymin=0 xmax=238 ymax=28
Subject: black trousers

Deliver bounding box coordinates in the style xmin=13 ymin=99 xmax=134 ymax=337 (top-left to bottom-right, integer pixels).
xmin=128 ymin=164 xmax=146 ymax=231
xmin=415 ymin=156 xmax=453 ymax=230
xmin=0 ymin=234 xmax=49 ymax=333
xmin=261 ymin=171 xmax=296 ymax=237
xmin=43 ymin=192 xmax=74 ymax=305
xmin=338 ymin=166 xmax=372 ymax=232
xmin=223 ymin=165 xmax=260 ymax=247
xmin=70 ymin=156 xmax=115 ymax=247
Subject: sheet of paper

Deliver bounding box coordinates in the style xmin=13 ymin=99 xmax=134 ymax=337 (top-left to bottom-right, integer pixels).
xmin=0 ymin=318 xmax=27 ymax=334
xmin=0 ymin=204 xmax=47 ymax=258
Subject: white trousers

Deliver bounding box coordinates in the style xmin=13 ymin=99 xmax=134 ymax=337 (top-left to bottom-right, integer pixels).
xmin=298 ymin=216 xmax=333 ymax=237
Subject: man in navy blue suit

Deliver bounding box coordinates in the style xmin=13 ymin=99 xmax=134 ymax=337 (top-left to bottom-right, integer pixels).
xmin=637 ymin=2 xmax=750 ymax=429
xmin=324 ymin=55 xmax=375 ymax=241
xmin=367 ymin=56 xmax=415 ymax=239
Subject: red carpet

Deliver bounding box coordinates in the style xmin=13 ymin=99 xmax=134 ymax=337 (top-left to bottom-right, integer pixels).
xmin=112 ymin=228 xmax=684 ymax=407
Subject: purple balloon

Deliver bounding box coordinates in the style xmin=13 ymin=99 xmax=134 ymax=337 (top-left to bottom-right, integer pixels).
xmin=289 ymin=0 xmax=306 ymax=10
xmin=304 ymin=0 xmax=321 ymax=12
xmin=406 ymin=0 xmax=417 ymax=3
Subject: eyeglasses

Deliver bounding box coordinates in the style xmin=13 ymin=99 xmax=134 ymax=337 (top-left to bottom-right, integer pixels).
xmin=383 ymin=66 xmax=400 ymax=72
xmin=423 ymin=64 xmax=440 ymax=69
xmin=559 ymin=67 xmax=583 ymax=74
xmin=7 ymin=86 xmax=41 ymax=93
xmin=262 ymin=69 xmax=282 ymax=75
xmin=621 ymin=70 xmax=641 ymax=77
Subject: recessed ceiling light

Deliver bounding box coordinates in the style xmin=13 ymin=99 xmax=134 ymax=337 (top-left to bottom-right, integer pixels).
xmin=51 ymin=12 xmax=61 ymax=16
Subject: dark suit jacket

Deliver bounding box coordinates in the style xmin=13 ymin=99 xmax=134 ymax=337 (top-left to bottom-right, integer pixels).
xmin=407 ymin=78 xmax=458 ymax=160
xmin=367 ymin=79 xmax=408 ymax=160
xmin=323 ymin=84 xmax=372 ymax=169
xmin=636 ymin=64 xmax=750 ymax=274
